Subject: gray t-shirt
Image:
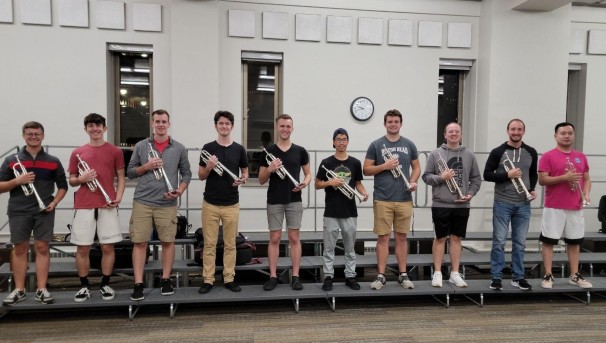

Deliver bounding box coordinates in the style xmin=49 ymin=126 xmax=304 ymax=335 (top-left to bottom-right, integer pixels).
xmin=365 ymin=136 xmax=418 ymax=202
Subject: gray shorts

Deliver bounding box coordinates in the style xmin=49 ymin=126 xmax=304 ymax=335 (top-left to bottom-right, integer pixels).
xmin=9 ymin=211 xmax=55 ymax=244
xmin=267 ymin=202 xmax=303 ymax=230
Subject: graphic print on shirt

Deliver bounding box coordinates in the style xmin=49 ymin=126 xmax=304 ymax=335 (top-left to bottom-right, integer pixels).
xmin=333 ymin=164 xmax=352 ymax=184
xmin=448 ymin=156 xmax=463 ymax=187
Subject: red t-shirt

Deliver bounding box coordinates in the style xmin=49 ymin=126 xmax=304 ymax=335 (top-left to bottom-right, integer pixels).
xmin=68 ymin=143 xmax=125 ymax=209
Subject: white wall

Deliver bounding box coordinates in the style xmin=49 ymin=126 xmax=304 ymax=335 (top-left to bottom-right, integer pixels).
xmin=1 ymin=0 xmax=605 ymax=238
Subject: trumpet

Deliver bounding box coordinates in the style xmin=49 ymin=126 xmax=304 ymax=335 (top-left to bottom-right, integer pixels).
xmin=263 ymin=148 xmax=300 ymax=187
xmin=436 ymin=152 xmax=464 ymax=199
xmin=321 ymin=165 xmax=366 ymax=202
xmin=200 ymin=150 xmax=240 ymax=182
xmin=76 ymin=154 xmax=113 ymax=205
xmin=12 ymin=155 xmax=47 ymax=211
xmin=382 ymin=144 xmax=412 ymax=190
xmin=147 ymin=143 xmax=176 ymax=193
xmin=503 ymin=151 xmax=533 ymax=201
xmin=565 ymin=157 xmax=589 ymax=206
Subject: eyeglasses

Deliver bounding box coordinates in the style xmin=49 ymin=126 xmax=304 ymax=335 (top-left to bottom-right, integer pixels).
xmin=334 ymin=138 xmax=348 ymax=143
xmin=24 ymin=132 xmax=43 ymax=138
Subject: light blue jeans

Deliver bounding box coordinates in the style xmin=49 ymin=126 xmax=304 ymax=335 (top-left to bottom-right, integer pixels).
xmin=490 ymin=200 xmax=531 ymax=281
xmin=323 ymin=217 xmax=357 ymax=278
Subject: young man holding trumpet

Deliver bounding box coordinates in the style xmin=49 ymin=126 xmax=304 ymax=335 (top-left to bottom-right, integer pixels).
xmin=1 ymin=121 xmax=68 ymax=305
xmin=363 ymin=109 xmax=420 ymax=290
xmin=538 ymin=122 xmax=592 ymax=289
xmin=484 ymin=119 xmax=537 ymax=291
xmin=315 ymin=128 xmax=368 ymax=291
xmin=67 ymin=113 xmax=125 ymax=302
xmin=197 ymin=111 xmax=248 ymax=294
xmin=259 ymin=114 xmax=312 ymax=291
xmin=127 ymin=109 xmax=192 ymax=301
xmin=422 ymin=122 xmax=481 ymax=288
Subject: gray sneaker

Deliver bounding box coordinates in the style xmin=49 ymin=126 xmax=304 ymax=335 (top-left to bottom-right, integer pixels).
xmin=370 ymin=274 xmax=386 ymax=290
xmin=398 ymin=273 xmax=414 ymax=289
xmin=569 ymin=272 xmax=592 ymax=289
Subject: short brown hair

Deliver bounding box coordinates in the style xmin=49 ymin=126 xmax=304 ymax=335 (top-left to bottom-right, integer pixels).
xmin=276 ymin=114 xmax=293 ymax=123
xmin=22 ymin=121 xmax=44 ymax=134
xmin=151 ymin=109 xmax=170 ymax=120
xmin=383 ymin=109 xmax=402 ymax=124
xmin=507 ymin=118 xmax=525 ymax=130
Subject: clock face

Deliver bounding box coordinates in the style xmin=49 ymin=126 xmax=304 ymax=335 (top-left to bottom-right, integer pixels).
xmin=350 ymin=97 xmax=374 ymax=121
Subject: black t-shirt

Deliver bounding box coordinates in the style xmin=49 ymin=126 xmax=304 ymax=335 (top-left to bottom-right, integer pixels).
xmin=199 ymin=141 xmax=248 ymax=206
xmin=261 ymin=143 xmax=309 ymax=205
xmin=316 ymin=155 xmax=363 ymax=218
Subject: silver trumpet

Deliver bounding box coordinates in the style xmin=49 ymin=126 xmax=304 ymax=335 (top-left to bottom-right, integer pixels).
xmin=321 ymin=165 xmax=365 ymax=202
xmin=437 ymin=152 xmax=464 ymax=199
xmin=382 ymin=144 xmax=412 ymax=190
xmin=503 ymin=151 xmax=533 ymax=201
xmin=263 ymin=148 xmax=300 ymax=187
xmin=565 ymin=157 xmax=589 ymax=206
xmin=12 ymin=155 xmax=47 ymax=211
xmin=200 ymin=150 xmax=240 ymax=182
xmin=147 ymin=142 xmax=176 ymax=193
xmin=76 ymin=154 xmax=114 ymax=205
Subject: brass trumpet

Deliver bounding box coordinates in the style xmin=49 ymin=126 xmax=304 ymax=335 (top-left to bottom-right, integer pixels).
xmin=12 ymin=155 xmax=47 ymax=211
xmin=565 ymin=157 xmax=589 ymax=206
xmin=200 ymin=150 xmax=240 ymax=182
xmin=76 ymin=154 xmax=113 ymax=205
xmin=382 ymin=144 xmax=412 ymax=190
xmin=263 ymin=148 xmax=300 ymax=187
xmin=147 ymin=142 xmax=176 ymax=193
xmin=321 ymin=165 xmax=365 ymax=202
xmin=436 ymin=152 xmax=464 ymax=199
xmin=503 ymin=151 xmax=533 ymax=201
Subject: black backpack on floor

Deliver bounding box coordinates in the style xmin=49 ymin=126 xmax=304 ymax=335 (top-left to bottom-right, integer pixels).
xmin=599 ymin=195 xmax=606 ymax=233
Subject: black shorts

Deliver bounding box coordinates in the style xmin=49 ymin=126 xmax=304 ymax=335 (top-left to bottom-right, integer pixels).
xmin=431 ymin=207 xmax=470 ymax=239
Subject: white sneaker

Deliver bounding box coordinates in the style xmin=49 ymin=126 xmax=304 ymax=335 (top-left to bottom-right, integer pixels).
xmin=432 ymin=272 xmax=443 ymax=287
xmin=541 ymin=274 xmax=554 ymax=289
xmin=370 ymin=274 xmax=386 ymax=290
xmin=449 ymin=272 xmax=467 ymax=288
xmin=74 ymin=287 xmax=91 ymax=303
xmin=100 ymin=285 xmax=116 ymax=300
xmin=569 ymin=272 xmax=592 ymax=289
xmin=398 ymin=273 xmax=414 ymax=289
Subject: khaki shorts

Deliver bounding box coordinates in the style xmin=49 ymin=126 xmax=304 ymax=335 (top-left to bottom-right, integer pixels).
xmin=373 ymin=200 xmax=413 ymax=236
xmin=129 ymin=201 xmax=177 ymax=243
xmin=70 ymin=208 xmax=123 ymax=245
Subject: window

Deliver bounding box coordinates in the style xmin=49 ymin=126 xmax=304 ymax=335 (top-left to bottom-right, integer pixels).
xmin=567 ymin=63 xmax=587 ymax=151
xmin=437 ymin=59 xmax=472 ymax=148
xmin=108 ymin=44 xmax=153 ymax=148
xmin=242 ymin=51 xmax=282 ymax=178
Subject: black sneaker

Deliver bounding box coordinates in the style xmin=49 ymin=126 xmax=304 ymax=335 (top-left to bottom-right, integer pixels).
xmin=490 ymin=279 xmax=502 ymax=290
xmin=291 ymin=276 xmax=304 ymax=290
xmin=511 ymin=279 xmax=533 ymax=291
xmin=160 ymin=278 xmax=174 ymax=296
xmin=263 ymin=277 xmax=278 ymax=291
xmin=35 ymin=288 xmax=55 ymax=304
xmin=345 ymin=277 xmax=361 ymax=290
xmin=224 ymin=282 xmax=241 ymax=292
xmin=131 ymin=283 xmax=144 ymax=301
xmin=3 ymin=289 xmax=26 ymax=305
xmin=322 ymin=276 xmax=333 ymax=291
xmin=198 ymin=283 xmax=213 ymax=294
